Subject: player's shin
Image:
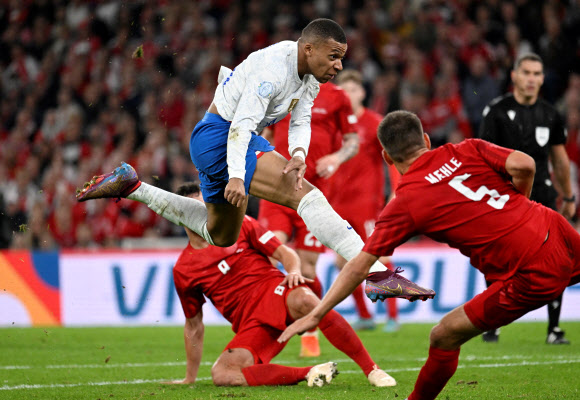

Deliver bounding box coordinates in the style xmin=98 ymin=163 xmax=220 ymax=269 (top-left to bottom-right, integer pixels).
xmin=297 ymin=188 xmax=386 ymax=272
xmin=128 ymin=182 xmax=215 ymax=245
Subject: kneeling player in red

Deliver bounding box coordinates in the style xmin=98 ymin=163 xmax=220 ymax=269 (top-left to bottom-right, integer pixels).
xmin=165 ymin=182 xmax=396 ymax=388
xmin=279 ymin=111 xmax=580 ymax=399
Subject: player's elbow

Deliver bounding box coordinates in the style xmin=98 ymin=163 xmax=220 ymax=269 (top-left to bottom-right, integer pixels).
xmin=507 ymin=151 xmax=535 ymax=178
xmin=520 ymin=154 xmax=536 ymax=176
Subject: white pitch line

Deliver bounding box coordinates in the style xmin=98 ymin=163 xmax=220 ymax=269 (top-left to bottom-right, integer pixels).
xmin=1 ymin=353 xmax=576 ymax=371
xmin=339 ymin=358 xmax=580 ymax=374
xmin=1 ymin=359 xmax=579 ymax=391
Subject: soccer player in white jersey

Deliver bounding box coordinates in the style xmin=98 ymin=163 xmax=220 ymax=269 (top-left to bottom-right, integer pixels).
xmin=76 ymin=19 xmax=434 ymax=301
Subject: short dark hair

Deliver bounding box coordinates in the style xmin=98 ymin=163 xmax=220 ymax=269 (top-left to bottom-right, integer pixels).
xmin=301 ymin=18 xmax=346 ymax=45
xmin=377 ymin=110 xmax=426 ymax=163
xmin=176 ymin=182 xmax=201 ymax=197
xmin=336 ymin=69 xmax=363 ymax=86
xmin=514 ymin=53 xmax=543 ymax=70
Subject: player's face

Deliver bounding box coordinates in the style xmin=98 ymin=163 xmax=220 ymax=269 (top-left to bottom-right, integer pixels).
xmin=511 ymin=60 xmax=544 ymax=101
xmin=339 ymin=80 xmax=365 ymax=109
xmin=306 ymin=39 xmax=347 ymax=83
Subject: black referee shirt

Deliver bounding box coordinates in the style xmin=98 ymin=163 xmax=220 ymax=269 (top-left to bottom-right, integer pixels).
xmin=478 ymin=93 xmax=566 ymax=209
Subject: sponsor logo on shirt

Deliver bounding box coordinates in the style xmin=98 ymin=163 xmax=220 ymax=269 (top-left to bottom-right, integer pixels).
xmin=312 ymin=107 xmax=328 ymax=114
xmin=288 ymin=99 xmax=299 ymax=112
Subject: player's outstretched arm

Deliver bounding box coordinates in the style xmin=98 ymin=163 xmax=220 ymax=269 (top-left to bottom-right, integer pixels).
xmin=273 ymin=244 xmax=313 ymax=288
xmin=163 ymin=312 xmax=204 ymax=385
xmin=278 ymin=251 xmax=377 ymax=343
xmin=505 ymin=150 xmax=535 ymax=198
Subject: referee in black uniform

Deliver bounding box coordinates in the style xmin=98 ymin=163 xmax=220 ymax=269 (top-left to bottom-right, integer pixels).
xmin=478 ymin=53 xmax=576 ymax=344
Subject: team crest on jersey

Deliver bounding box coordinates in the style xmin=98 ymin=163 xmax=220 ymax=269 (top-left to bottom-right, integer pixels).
xmin=507 ymin=110 xmax=516 ymax=120
xmin=535 ymin=126 xmax=550 ymax=147
xmin=288 ymin=99 xmax=299 ymax=112
xmin=258 ymin=81 xmax=273 ymax=98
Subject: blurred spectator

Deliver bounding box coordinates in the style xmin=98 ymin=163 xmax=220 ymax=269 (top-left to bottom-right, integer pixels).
xmin=421 ymin=76 xmax=473 ymax=147
xmin=462 ymin=54 xmax=500 ymax=134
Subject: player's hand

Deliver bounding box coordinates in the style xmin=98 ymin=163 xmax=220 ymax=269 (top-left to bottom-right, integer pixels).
xmin=560 ymin=201 xmax=576 ymax=220
xmin=224 ymin=178 xmax=246 ymax=207
xmin=315 ymin=154 xmax=341 ymax=179
xmin=282 ymin=157 xmax=307 ymax=191
xmin=280 ymin=271 xmax=313 ymax=288
xmin=278 ymin=314 xmax=320 ymax=343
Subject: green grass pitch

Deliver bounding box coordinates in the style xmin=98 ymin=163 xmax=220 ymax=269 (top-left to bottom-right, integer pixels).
xmin=1 ymin=322 xmax=579 ymax=399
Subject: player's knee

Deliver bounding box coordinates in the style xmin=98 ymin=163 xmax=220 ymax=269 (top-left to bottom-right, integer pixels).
xmin=293 ymin=290 xmax=319 ymax=317
xmin=210 ymin=233 xmax=238 ymax=247
xmin=430 ymin=321 xmax=464 ymax=349
xmin=211 ymin=364 xmax=237 ymax=386
xmin=429 ymin=323 xmax=453 ymax=348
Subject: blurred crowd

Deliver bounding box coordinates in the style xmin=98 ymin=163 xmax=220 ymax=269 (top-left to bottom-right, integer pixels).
xmin=1 ymin=0 xmax=580 ymax=249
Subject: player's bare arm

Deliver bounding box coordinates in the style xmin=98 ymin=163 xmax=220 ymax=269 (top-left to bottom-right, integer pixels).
xmin=316 ymin=133 xmax=359 ymax=178
xmin=549 ymin=144 xmax=576 ymax=219
xmin=278 ymin=251 xmax=377 ymax=342
xmin=505 ymin=150 xmax=535 ymax=198
xmin=282 ymin=147 xmax=308 ymax=190
xmin=272 ymin=244 xmax=313 ymax=288
xmin=163 ymin=312 xmax=204 ymax=384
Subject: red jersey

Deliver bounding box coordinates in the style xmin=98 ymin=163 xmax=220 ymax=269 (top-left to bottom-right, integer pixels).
xmin=272 ymin=82 xmax=356 ymax=188
xmin=173 ymin=216 xmax=284 ymax=331
xmin=364 ymin=139 xmax=552 ymax=281
xmin=330 ymin=108 xmax=386 ymax=212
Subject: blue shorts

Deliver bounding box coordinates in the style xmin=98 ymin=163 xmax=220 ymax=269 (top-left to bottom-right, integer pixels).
xmin=189 ymin=112 xmax=274 ymax=203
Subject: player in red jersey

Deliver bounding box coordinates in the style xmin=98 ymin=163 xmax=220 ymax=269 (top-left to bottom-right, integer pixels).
xmin=167 ymin=182 xmax=396 ymax=388
xmin=259 ymin=81 xmax=359 ymax=356
xmin=332 ymin=70 xmax=400 ymax=332
xmin=280 ymin=110 xmax=580 ymax=399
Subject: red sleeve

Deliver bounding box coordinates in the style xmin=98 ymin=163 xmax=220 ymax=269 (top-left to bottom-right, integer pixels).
xmin=362 ymin=194 xmax=417 ymax=257
xmin=243 ymin=216 xmax=283 ymax=257
xmin=336 ymin=90 xmax=357 ymax=137
xmin=173 ymin=251 xmax=206 ymax=319
xmin=470 ymin=139 xmax=513 ymax=175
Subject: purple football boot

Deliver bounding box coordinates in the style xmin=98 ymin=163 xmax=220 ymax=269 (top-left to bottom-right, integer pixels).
xmin=365 ymin=267 xmax=436 ymax=302
xmin=76 ymin=162 xmax=141 ymax=202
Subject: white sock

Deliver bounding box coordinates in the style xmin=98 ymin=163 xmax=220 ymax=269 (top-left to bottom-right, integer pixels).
xmin=128 ymin=182 xmax=215 ymax=245
xmin=297 ymin=189 xmax=386 ymax=272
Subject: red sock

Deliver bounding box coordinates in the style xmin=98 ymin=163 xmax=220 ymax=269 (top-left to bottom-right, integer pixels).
xmin=242 ymin=364 xmax=312 ymax=386
xmin=387 ymin=297 xmax=398 ymax=320
xmin=352 ymin=284 xmax=372 ymax=319
xmin=318 ymin=309 xmax=376 ymax=376
xmin=307 ymin=277 xmax=323 ymax=298
xmin=408 ymin=346 xmax=460 ymax=400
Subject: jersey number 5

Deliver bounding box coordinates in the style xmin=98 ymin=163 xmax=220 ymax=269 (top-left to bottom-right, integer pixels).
xmin=448 ymin=173 xmax=509 ymax=210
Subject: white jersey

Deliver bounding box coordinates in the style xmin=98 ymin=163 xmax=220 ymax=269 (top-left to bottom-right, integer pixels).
xmin=213 ymin=41 xmax=320 ymax=181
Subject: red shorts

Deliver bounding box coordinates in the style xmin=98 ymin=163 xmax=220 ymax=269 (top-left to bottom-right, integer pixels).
xmin=225 ymin=279 xmax=306 ymax=364
xmin=258 ymin=201 xmax=325 ymax=253
xmin=464 ymin=212 xmax=580 ymax=331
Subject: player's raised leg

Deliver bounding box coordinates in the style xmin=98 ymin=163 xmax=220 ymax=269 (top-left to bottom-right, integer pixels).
xmin=76 ymin=162 xmax=245 ymax=246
